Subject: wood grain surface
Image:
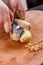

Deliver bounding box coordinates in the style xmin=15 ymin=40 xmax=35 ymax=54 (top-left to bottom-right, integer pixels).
xmin=0 ymin=10 xmax=43 ymax=65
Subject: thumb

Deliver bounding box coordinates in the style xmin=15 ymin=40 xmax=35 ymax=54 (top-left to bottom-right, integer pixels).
xmin=4 ymin=22 xmax=11 ymax=33
xmin=4 ymin=10 xmax=14 ymax=33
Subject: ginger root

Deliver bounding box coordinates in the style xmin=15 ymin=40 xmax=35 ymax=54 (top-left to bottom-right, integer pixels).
xmin=20 ymin=29 xmax=31 ymax=43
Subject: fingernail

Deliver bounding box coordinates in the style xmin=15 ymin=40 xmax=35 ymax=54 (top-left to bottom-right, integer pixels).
xmin=4 ymin=22 xmax=10 ymax=33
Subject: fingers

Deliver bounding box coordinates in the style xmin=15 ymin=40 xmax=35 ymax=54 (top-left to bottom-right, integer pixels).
xmin=3 ymin=16 xmax=11 ymax=33
xmin=17 ymin=2 xmax=25 ymax=19
xmin=4 ymin=10 xmax=13 ymax=33
xmin=9 ymin=0 xmax=17 ymax=13
xmin=9 ymin=9 xmax=14 ymax=21
xmin=0 ymin=0 xmax=14 ymax=33
xmin=4 ymin=22 xmax=11 ymax=33
xmin=8 ymin=0 xmax=25 ymax=19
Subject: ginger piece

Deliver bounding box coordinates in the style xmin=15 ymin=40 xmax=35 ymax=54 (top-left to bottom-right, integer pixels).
xmin=25 ymin=39 xmax=43 ymax=52
xmin=10 ymin=32 xmax=20 ymax=41
xmin=14 ymin=10 xmax=24 ymax=20
xmin=20 ymin=29 xmax=31 ymax=43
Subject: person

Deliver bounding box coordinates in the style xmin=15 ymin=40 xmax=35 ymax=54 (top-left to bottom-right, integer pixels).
xmin=0 ymin=0 xmax=43 ymax=33
xmin=0 ymin=0 xmax=25 ymax=33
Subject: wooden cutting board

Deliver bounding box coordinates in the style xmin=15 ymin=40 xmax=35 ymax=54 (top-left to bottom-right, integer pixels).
xmin=0 ymin=10 xmax=43 ymax=65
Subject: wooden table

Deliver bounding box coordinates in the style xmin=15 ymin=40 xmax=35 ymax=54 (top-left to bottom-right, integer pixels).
xmin=0 ymin=10 xmax=43 ymax=65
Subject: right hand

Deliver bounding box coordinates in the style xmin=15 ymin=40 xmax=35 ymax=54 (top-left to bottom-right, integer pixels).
xmin=0 ymin=0 xmax=14 ymax=33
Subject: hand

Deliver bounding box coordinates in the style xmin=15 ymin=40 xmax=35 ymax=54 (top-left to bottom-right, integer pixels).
xmin=8 ymin=0 xmax=25 ymax=19
xmin=0 ymin=0 xmax=13 ymax=33
xmin=17 ymin=0 xmax=25 ymax=18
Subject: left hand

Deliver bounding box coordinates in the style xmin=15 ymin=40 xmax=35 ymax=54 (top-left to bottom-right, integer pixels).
xmin=17 ymin=0 xmax=25 ymax=19
xmin=2 ymin=0 xmax=25 ymax=19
